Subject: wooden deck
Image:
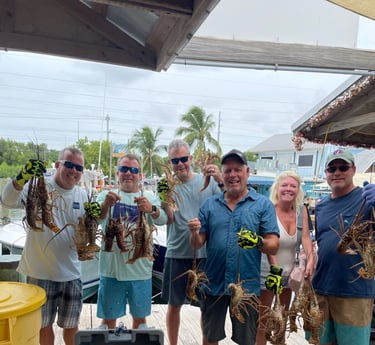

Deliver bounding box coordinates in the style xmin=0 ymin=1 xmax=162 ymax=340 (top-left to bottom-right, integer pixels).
xmin=54 ymin=303 xmax=310 ymax=345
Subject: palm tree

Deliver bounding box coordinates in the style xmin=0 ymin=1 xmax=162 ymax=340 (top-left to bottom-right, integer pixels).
xmin=175 ymin=106 xmax=222 ymax=169
xmin=128 ymin=126 xmax=167 ymax=177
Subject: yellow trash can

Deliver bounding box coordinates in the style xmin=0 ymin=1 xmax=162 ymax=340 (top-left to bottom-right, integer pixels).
xmin=0 ymin=282 xmax=46 ymax=345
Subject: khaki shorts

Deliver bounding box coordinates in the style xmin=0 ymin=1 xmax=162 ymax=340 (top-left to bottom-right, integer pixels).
xmin=306 ymin=294 xmax=372 ymax=345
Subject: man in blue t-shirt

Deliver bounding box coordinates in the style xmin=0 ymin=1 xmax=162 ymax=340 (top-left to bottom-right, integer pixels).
xmin=312 ymin=149 xmax=375 ymax=345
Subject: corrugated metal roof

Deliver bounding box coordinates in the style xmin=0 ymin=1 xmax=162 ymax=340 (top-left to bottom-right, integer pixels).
xmin=250 ymin=133 xmax=323 ymax=153
xmin=354 ymin=150 xmax=375 ymax=173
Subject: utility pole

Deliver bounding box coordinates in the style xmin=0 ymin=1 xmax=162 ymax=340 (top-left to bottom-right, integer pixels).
xmin=105 ymin=115 xmax=110 ymax=141
xmin=217 ymin=111 xmax=221 ymax=143
xmin=105 ymin=115 xmax=113 ymax=184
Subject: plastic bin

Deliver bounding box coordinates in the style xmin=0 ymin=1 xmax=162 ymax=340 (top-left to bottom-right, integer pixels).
xmin=75 ymin=328 xmax=164 ymax=345
xmin=0 ymin=282 xmax=46 ymax=345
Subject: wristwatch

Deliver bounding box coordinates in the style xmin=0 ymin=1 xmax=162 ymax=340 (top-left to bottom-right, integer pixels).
xmin=257 ymin=235 xmax=264 ymax=249
xmin=151 ymin=205 xmax=158 ymax=215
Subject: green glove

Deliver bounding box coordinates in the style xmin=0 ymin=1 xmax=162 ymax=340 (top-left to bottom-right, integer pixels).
xmin=237 ymin=228 xmax=264 ymax=249
xmin=15 ymin=159 xmax=47 ymax=186
xmin=265 ymin=264 xmax=283 ymax=294
xmin=157 ymin=177 xmax=169 ymax=203
xmin=84 ymin=201 xmax=101 ymax=219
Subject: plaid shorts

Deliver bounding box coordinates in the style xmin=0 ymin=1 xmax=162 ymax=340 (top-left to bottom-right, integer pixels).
xmin=27 ymin=277 xmax=82 ymax=328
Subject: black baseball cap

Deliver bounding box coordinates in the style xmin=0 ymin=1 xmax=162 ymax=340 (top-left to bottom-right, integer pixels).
xmin=221 ymin=149 xmax=247 ymax=165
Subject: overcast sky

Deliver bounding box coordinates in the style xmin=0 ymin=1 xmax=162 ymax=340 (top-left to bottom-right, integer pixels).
xmin=0 ymin=1 xmax=374 ymax=156
xmin=0 ymin=51 xmax=351 ymax=154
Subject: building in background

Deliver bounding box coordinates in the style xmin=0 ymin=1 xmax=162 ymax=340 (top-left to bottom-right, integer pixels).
xmin=249 ymin=133 xmax=375 ymax=198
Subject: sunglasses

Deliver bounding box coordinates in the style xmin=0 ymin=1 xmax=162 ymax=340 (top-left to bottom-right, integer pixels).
xmin=59 ymin=160 xmax=84 ymax=172
xmin=118 ymin=166 xmax=139 ymax=174
xmin=326 ymin=165 xmax=351 ymax=173
xmin=170 ymin=156 xmax=189 ymax=165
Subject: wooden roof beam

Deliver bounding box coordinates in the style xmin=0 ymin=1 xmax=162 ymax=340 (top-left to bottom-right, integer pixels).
xmin=55 ymin=0 xmax=155 ymax=65
xmin=180 ymin=37 xmax=375 ymax=72
xmin=313 ymin=112 xmax=375 ymax=136
xmin=88 ymin=0 xmax=194 ymax=16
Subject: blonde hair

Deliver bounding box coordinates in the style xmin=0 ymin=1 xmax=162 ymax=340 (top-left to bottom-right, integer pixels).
xmin=269 ymin=170 xmax=304 ymax=214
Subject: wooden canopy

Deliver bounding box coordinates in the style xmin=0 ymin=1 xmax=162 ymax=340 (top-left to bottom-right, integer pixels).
xmin=328 ymin=0 xmax=375 ymax=20
xmin=291 ymin=75 xmax=375 ymax=150
xmin=1 ymin=0 xmax=375 ymax=75
xmin=0 ymin=0 xmax=220 ymax=71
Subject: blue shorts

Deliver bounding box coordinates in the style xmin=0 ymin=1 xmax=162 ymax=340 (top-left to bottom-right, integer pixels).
xmin=27 ymin=277 xmax=82 ymax=329
xmin=161 ymin=257 xmax=206 ymax=305
xmin=97 ymin=277 xmax=152 ymax=320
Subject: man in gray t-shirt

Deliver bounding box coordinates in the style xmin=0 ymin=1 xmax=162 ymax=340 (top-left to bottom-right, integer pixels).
xmin=161 ymin=139 xmax=223 ymax=345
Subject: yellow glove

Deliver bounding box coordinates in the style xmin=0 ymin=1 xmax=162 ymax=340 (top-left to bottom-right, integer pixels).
xmin=157 ymin=177 xmax=169 ymax=203
xmin=15 ymin=159 xmax=46 ymax=186
xmin=237 ymin=228 xmax=264 ymax=249
xmin=265 ymin=264 xmax=283 ymax=294
xmin=84 ymin=201 xmax=101 ymax=219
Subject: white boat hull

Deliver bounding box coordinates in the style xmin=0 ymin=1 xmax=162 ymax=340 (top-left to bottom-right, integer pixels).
xmin=0 ymin=220 xmax=99 ymax=301
xmin=0 ymin=221 xmax=167 ymax=302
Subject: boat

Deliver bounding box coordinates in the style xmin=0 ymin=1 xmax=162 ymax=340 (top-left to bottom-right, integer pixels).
xmin=152 ymin=225 xmax=167 ymax=294
xmin=0 ymin=219 xmax=167 ymax=302
xmin=0 ymin=220 xmax=100 ymax=301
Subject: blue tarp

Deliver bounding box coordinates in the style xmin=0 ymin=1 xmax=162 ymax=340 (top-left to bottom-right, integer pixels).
xmin=247 ymin=175 xmax=274 ymax=196
xmin=247 ymin=175 xmax=274 ymax=186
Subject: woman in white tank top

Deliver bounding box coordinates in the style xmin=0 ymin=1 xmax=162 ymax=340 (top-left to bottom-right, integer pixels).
xmin=256 ymin=170 xmax=315 ymax=345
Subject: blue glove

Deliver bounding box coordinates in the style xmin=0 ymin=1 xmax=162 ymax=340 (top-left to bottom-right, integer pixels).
xmin=15 ymin=159 xmax=46 ymax=186
xmin=265 ymin=265 xmax=283 ymax=294
xmin=362 ymin=183 xmax=375 ymax=204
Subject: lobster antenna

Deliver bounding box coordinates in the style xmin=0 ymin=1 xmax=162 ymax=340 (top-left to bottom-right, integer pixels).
xmin=139 ymin=162 xmax=144 ymax=196
xmin=236 ymin=245 xmax=241 ymax=283
xmin=82 ymin=171 xmax=92 ymax=199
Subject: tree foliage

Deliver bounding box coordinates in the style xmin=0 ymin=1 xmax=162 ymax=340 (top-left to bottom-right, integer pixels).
xmin=128 ymin=126 xmax=167 ymax=177
xmin=175 ymin=106 xmax=222 ymax=171
xmin=0 ymin=138 xmax=59 ymax=177
xmin=0 ymin=105 xmax=256 ymax=179
xmin=244 ymin=150 xmax=257 ymax=162
xmin=76 ymin=138 xmax=110 ymax=171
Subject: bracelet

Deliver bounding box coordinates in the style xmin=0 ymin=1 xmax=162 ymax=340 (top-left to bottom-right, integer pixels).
xmin=217 ymin=182 xmax=224 ymax=188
